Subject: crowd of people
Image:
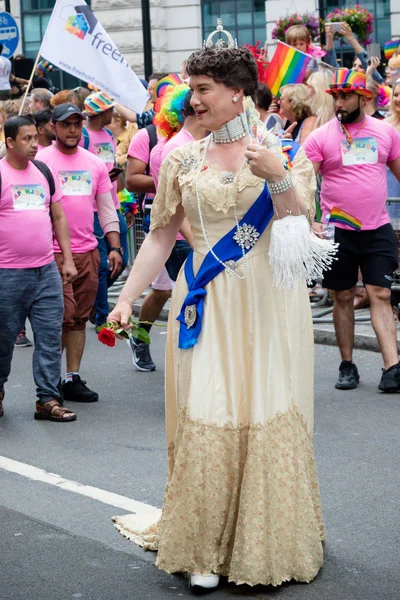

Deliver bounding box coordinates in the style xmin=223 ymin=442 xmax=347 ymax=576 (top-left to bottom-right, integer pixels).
xmin=1 ymin=16 xmax=400 ymax=594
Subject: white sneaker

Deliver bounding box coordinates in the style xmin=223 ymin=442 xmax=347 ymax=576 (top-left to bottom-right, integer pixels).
xmin=189 ymin=574 xmax=220 ymax=590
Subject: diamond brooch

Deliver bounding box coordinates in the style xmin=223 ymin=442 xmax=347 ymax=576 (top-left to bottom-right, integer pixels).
xmin=233 ymin=224 xmax=260 ymax=250
xmin=184 ymin=305 xmax=197 ymax=329
xmin=220 ymin=172 xmax=235 ymax=185
xmin=181 ymin=155 xmax=198 ymax=173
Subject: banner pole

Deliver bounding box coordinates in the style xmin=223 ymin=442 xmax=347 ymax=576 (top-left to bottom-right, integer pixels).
xmin=18 ymin=50 xmax=42 ymax=115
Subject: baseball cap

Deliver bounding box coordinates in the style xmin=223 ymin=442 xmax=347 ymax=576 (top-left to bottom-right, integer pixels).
xmin=52 ymin=103 xmax=84 ymax=123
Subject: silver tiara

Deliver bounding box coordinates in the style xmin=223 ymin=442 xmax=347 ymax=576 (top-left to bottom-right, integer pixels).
xmin=204 ymin=18 xmax=238 ymax=50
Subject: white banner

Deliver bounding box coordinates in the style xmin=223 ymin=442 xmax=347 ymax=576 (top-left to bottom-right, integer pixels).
xmin=40 ymin=0 xmax=149 ymax=113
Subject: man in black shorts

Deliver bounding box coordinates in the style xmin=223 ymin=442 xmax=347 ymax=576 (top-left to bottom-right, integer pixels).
xmin=304 ymin=68 xmax=400 ymax=391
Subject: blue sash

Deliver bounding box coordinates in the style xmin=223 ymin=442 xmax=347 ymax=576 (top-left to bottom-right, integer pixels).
xmin=176 ymin=139 xmax=301 ymax=350
xmin=177 ymin=184 xmax=273 ymax=349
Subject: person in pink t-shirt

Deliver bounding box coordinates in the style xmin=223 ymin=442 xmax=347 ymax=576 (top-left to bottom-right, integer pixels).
xmin=304 ymin=69 xmax=400 ymax=392
xmin=36 ymin=103 xmax=123 ymax=404
xmin=0 ymin=114 xmax=77 ymax=423
xmin=34 ymin=109 xmax=55 ymax=152
xmin=124 ymin=80 xmax=194 ymax=372
xmin=81 ymin=91 xmax=129 ymax=330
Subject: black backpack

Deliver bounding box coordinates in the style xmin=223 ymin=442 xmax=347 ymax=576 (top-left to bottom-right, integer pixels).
xmin=0 ymin=159 xmax=55 ymax=199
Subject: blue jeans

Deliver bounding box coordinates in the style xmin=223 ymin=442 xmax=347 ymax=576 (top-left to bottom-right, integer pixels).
xmin=0 ymin=261 xmax=64 ymax=403
xmin=93 ymin=211 xmax=128 ymax=326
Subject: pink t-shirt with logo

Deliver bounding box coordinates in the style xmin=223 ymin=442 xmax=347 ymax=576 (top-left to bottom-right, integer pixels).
xmin=36 ymin=145 xmax=112 ymax=253
xmin=304 ymin=115 xmax=400 ymax=230
xmin=80 ymin=128 xmax=120 ymax=209
xmin=0 ymin=159 xmax=61 ymax=268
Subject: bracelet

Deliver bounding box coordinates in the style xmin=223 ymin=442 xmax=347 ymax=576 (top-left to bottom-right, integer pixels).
xmin=266 ymin=173 xmax=293 ymax=195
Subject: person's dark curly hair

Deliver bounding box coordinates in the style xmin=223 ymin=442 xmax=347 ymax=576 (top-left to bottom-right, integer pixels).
xmin=186 ymin=48 xmax=258 ymax=100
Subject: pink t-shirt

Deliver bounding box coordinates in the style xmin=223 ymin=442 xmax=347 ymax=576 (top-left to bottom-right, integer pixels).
xmin=149 ymin=137 xmax=167 ymax=189
xmin=80 ymin=128 xmax=119 ymax=209
xmin=304 ymin=116 xmax=400 ymax=230
xmin=36 ymin=145 xmax=112 ymax=253
xmin=160 ymin=129 xmax=195 ymax=241
xmin=0 ymin=159 xmax=61 ymax=268
xmin=128 ymin=127 xmax=162 ymax=205
xmin=161 ymin=128 xmax=194 ymax=163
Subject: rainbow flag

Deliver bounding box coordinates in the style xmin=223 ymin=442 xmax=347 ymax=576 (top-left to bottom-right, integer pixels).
xmin=263 ymin=42 xmax=311 ymax=97
xmin=384 ymin=40 xmax=400 ymax=61
xmin=329 ymin=208 xmax=362 ymax=231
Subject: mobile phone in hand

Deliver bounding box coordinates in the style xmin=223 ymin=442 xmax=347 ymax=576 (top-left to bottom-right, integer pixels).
xmin=109 ymin=167 xmax=123 ymax=181
xmin=328 ymin=22 xmax=343 ymax=33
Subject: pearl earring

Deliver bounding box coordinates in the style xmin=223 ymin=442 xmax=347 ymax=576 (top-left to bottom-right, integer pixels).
xmin=232 ymin=96 xmax=238 ymax=103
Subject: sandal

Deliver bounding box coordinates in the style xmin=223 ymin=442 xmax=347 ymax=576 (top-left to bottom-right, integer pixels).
xmin=34 ymin=399 xmax=77 ymax=422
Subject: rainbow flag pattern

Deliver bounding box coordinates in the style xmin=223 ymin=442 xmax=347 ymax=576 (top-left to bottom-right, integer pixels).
xmin=332 ymin=69 xmax=366 ymax=88
xmin=154 ymin=74 xmax=184 ymax=99
xmin=329 ymin=208 xmax=362 ymax=231
xmin=384 ymin=40 xmax=400 ymax=61
xmin=263 ymin=42 xmax=311 ymax=97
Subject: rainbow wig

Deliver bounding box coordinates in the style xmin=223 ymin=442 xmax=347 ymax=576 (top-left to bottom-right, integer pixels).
xmin=154 ymin=83 xmax=191 ymax=139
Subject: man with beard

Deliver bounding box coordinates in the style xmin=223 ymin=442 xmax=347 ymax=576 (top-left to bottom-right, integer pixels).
xmin=304 ymin=69 xmax=400 ymax=392
xmin=37 ymin=103 xmax=122 ymax=402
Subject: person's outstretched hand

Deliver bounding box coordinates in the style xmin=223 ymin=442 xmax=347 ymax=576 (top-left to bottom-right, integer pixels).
xmin=367 ymin=56 xmax=380 ymax=76
xmin=108 ymin=300 xmax=133 ymax=331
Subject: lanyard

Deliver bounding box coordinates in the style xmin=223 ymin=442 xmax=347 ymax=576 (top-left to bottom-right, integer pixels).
xmin=338 ymin=118 xmax=367 ymax=145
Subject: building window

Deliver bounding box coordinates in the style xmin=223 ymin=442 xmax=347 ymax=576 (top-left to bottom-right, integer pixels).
xmin=202 ymin=0 xmax=266 ymax=47
xmin=319 ymin=0 xmax=391 ymax=67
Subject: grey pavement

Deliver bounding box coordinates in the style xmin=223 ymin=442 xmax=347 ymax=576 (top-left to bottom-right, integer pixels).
xmin=0 ymin=322 xmax=399 ymax=600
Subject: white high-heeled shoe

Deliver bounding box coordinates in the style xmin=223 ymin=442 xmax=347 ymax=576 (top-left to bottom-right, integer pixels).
xmin=189 ymin=574 xmax=220 ymax=591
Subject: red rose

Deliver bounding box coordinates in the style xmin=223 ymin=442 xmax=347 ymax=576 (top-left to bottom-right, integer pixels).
xmin=98 ymin=327 xmax=116 ymax=347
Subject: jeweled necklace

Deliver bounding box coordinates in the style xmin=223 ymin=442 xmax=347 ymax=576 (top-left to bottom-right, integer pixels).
xmin=212 ymin=113 xmax=249 ymax=144
xmin=194 ymin=135 xmax=249 ymax=280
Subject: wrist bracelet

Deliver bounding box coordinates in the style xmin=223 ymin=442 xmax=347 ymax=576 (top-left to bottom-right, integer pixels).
xmin=266 ymin=173 xmax=293 ymax=195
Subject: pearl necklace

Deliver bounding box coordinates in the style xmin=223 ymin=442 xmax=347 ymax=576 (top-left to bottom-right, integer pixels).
xmin=212 ymin=113 xmax=249 ymax=144
xmin=194 ymin=136 xmax=249 ymax=280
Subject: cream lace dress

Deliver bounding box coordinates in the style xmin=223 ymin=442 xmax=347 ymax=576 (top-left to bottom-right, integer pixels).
xmin=113 ymin=138 xmax=325 ymax=587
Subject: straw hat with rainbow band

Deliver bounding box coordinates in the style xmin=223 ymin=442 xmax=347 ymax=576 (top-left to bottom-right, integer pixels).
xmin=326 ymin=69 xmax=373 ymax=100
xmin=84 ymin=91 xmax=115 ymax=116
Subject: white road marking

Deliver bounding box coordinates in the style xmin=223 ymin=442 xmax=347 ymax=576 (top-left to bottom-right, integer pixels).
xmin=0 ymin=456 xmax=160 ymax=515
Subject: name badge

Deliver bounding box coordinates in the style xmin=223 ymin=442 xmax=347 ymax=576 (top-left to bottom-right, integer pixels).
xmin=59 ymin=171 xmax=93 ymax=195
xmin=12 ymin=184 xmax=46 ymax=211
xmin=341 ymin=137 xmax=378 ymax=166
xmin=94 ymin=142 xmax=114 ymax=163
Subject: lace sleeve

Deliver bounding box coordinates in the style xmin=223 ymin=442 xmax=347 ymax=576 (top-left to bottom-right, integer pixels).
xmin=150 ymin=149 xmax=183 ymax=231
xmin=290 ymin=146 xmax=317 ymax=221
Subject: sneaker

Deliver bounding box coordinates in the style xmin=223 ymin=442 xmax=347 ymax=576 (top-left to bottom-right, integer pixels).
xmin=128 ymin=338 xmax=156 ymax=372
xmin=335 ymin=360 xmax=360 ymax=390
xmin=378 ymin=362 xmax=400 ymax=393
xmin=15 ymin=331 xmax=32 ymax=347
xmin=61 ymin=375 xmax=99 ymax=402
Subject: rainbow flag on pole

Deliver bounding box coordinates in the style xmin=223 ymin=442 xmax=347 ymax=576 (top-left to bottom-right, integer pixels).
xmin=263 ymin=41 xmax=312 ymax=97
xmin=384 ymin=40 xmax=400 ymax=61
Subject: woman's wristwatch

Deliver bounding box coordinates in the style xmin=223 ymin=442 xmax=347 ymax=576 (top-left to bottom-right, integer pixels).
xmin=109 ymin=246 xmax=124 ymax=256
xmin=266 ymin=173 xmax=293 ymax=195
